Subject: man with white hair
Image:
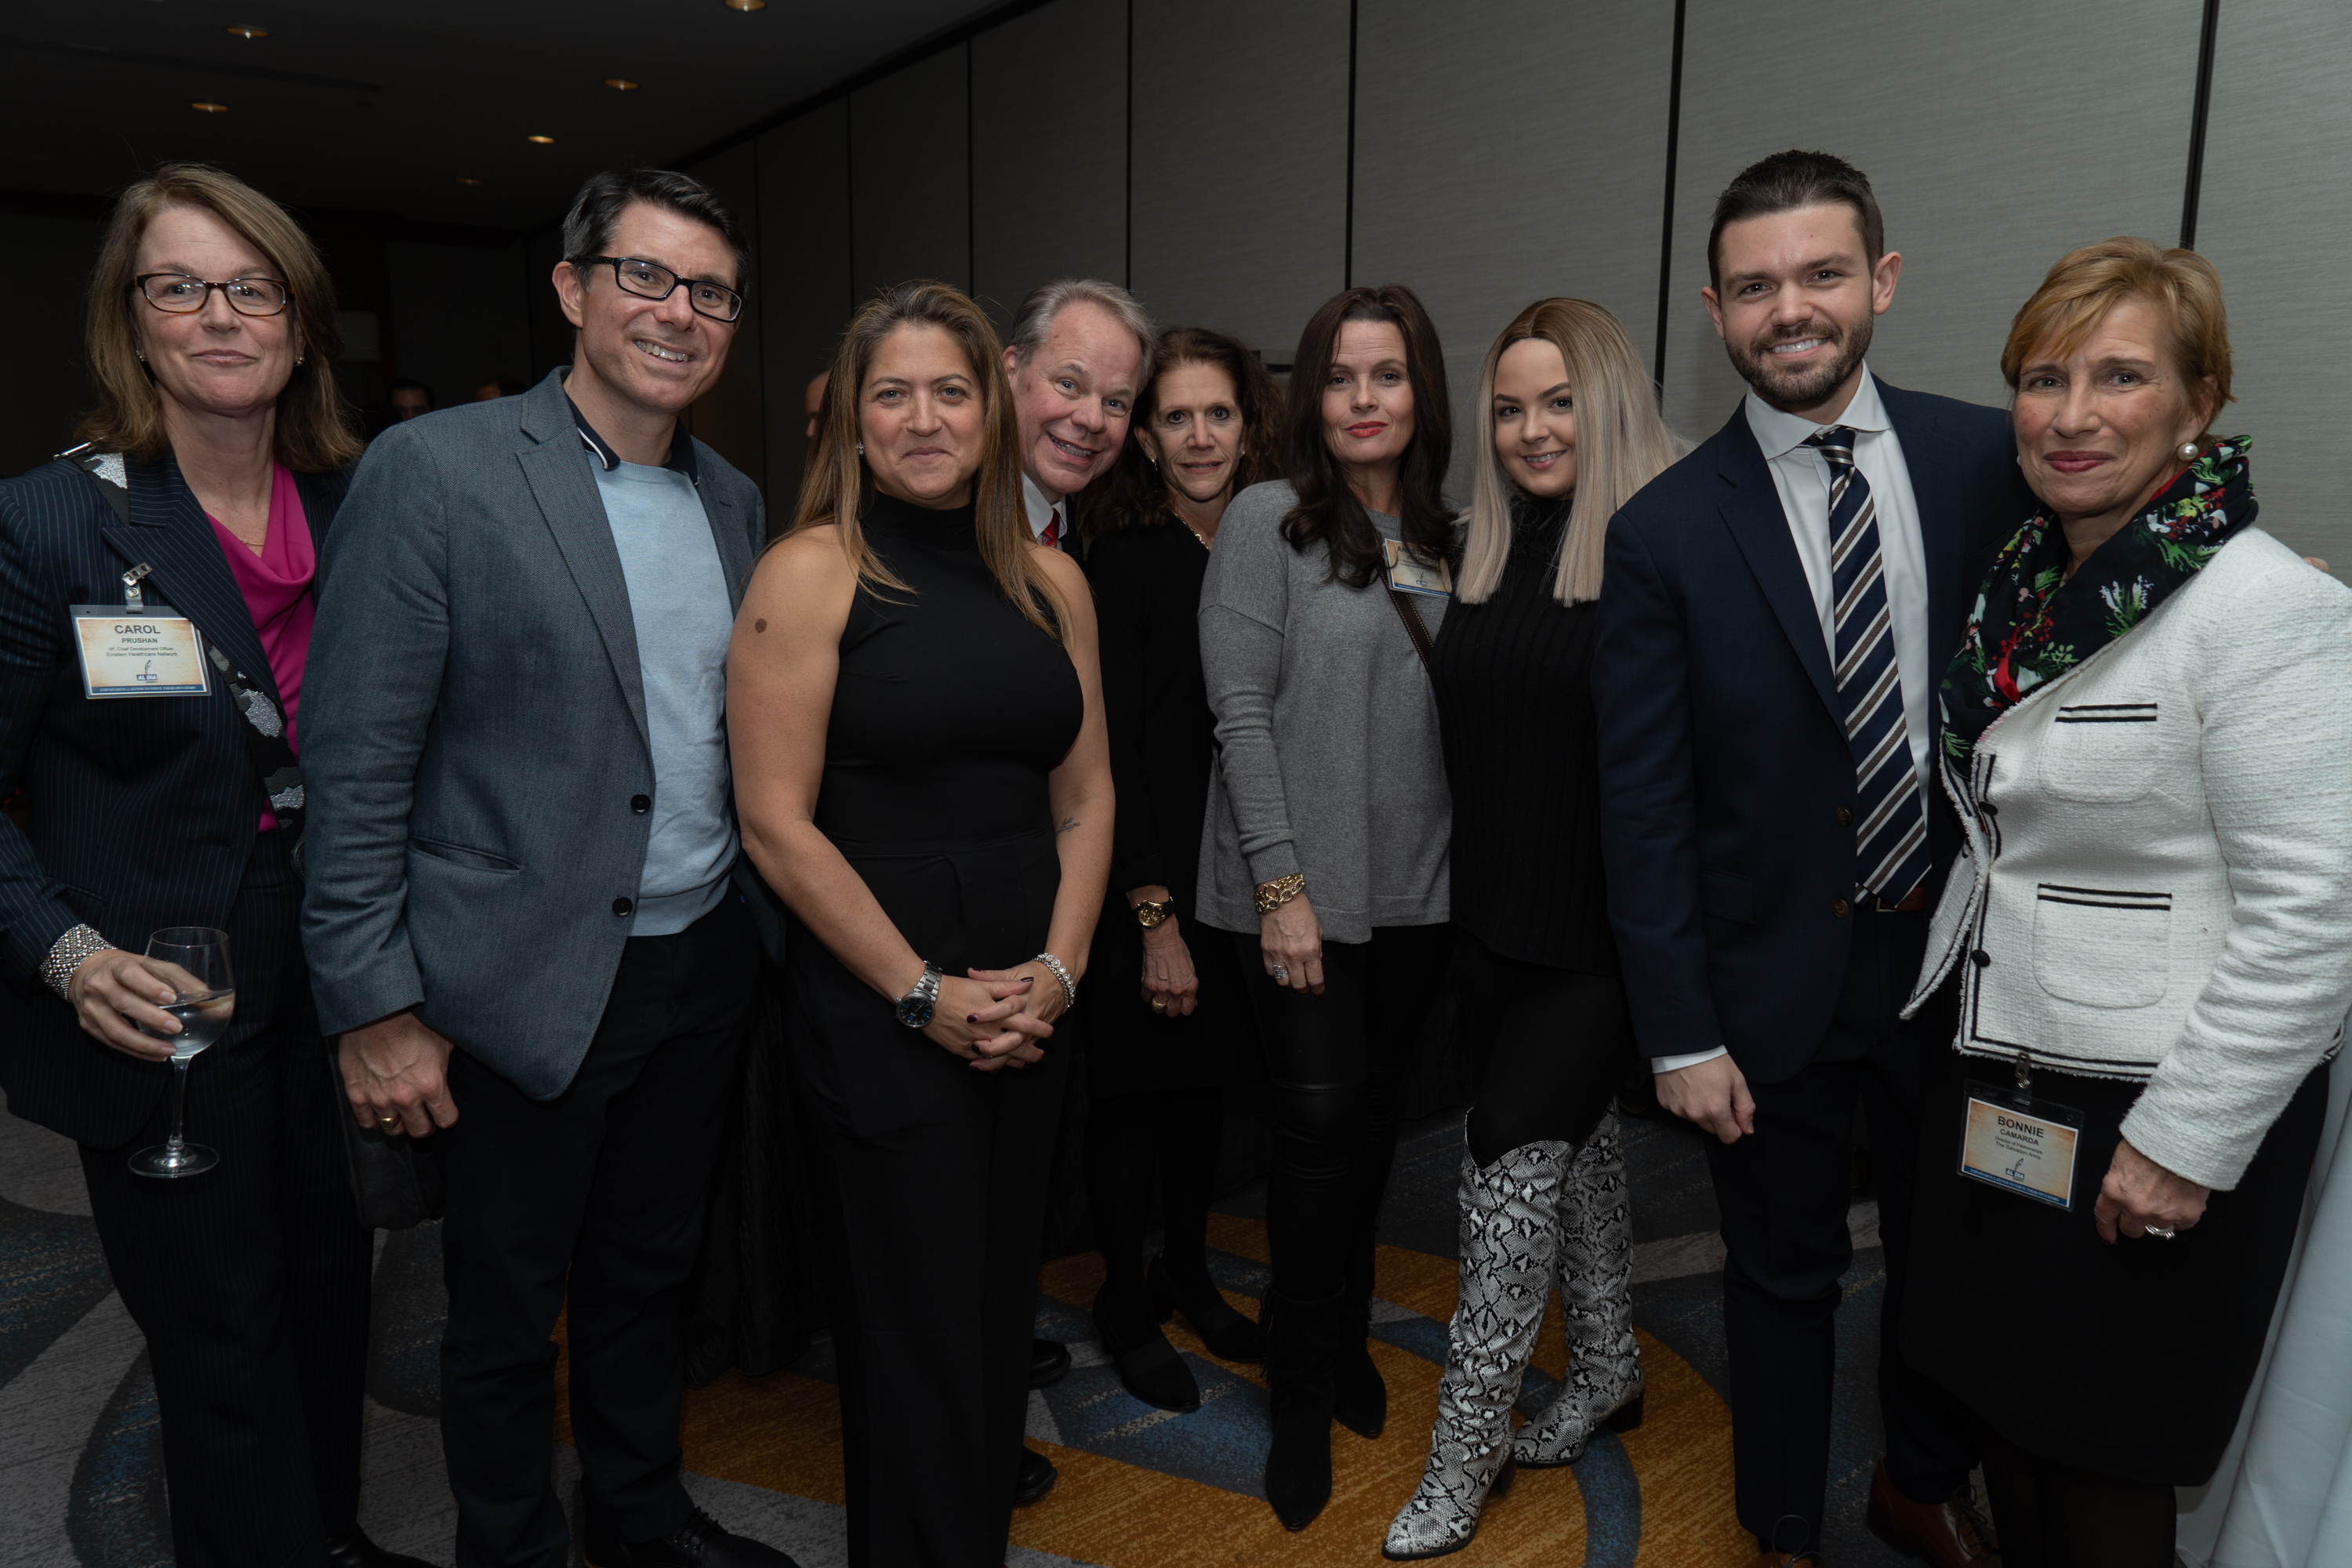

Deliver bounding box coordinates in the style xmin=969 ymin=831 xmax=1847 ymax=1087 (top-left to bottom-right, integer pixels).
xmin=1001 ymin=278 xmax=1151 ymax=550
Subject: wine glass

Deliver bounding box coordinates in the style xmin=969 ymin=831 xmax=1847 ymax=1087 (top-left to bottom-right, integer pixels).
xmin=128 ymin=927 xmax=235 ymax=1179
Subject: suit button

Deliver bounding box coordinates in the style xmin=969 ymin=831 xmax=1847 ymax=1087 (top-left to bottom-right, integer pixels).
xmin=1973 ymin=949 xmax=1992 ymax=967
xmin=1831 ymin=898 xmax=1851 ymax=919
xmin=1836 ymin=806 xmax=1853 ymax=826
xmin=612 ymin=897 xmax=634 ymax=917
xmin=1982 ymin=800 xmax=1999 ymax=816
xmin=630 ymin=794 xmax=651 ymax=814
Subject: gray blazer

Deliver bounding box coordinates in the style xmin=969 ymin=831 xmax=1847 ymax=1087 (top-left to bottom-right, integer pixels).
xmin=299 ymin=368 xmax=783 ymax=1098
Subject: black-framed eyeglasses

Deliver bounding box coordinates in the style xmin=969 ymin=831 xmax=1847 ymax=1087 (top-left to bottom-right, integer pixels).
xmin=135 ymin=273 xmax=292 ymax=318
xmin=570 ymin=255 xmax=744 ymax=323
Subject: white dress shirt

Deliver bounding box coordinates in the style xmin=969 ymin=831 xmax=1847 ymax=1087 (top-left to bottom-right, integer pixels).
xmin=1654 ymin=367 xmax=1935 ymax=1076
xmin=1022 ymin=474 xmax=1063 ymax=547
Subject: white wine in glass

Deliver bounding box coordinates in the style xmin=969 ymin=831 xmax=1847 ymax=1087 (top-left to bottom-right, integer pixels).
xmin=129 ymin=927 xmax=234 ymax=1178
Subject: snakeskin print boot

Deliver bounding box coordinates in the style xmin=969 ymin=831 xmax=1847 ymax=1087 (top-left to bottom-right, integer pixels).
xmin=1512 ymin=1116 xmax=1644 ymax=1468
xmin=1381 ymin=1139 xmax=1573 ymax=1559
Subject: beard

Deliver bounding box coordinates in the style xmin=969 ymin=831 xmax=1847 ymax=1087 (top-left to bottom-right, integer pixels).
xmin=1728 ymin=314 xmax=1873 ymax=410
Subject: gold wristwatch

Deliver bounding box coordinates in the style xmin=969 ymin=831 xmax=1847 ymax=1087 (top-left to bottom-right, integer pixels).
xmin=1254 ymin=873 xmax=1306 ymax=913
xmin=1133 ymin=898 xmax=1174 ymax=929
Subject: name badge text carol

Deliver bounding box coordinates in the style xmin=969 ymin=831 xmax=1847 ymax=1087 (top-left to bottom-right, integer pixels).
xmin=71 ymin=604 xmax=210 ymax=698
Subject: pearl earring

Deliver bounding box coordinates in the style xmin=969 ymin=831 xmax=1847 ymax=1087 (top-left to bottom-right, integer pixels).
xmin=2178 ymin=441 xmax=2199 ymax=461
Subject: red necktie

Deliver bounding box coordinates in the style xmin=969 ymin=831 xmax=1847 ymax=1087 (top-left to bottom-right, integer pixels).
xmin=1040 ymin=505 xmax=1061 ymax=552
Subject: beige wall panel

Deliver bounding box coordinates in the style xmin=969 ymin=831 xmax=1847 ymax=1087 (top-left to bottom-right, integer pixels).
xmin=679 ymin=140 xmax=767 ymax=493
xmin=2194 ymin=2 xmax=2352 ymax=566
xmin=1353 ymin=0 xmax=1676 ymax=491
xmin=972 ymin=0 xmax=1128 ymax=334
xmin=850 ymin=46 xmax=973 ymax=303
xmin=1128 ymin=0 xmax=1349 ymax=361
xmin=758 ymin=101 xmax=855 ymax=524
xmin=1662 ymin=0 xmax=2201 ymax=445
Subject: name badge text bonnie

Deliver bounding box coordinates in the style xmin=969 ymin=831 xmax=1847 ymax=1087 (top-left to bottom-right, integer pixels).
xmin=1382 ymin=539 xmax=1454 ymax=598
xmin=1958 ymin=1080 xmax=2083 ymax=1210
xmin=71 ymin=605 xmax=211 ymax=699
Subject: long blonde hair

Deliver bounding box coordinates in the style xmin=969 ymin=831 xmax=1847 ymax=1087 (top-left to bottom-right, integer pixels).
xmin=76 ymin=163 xmax=361 ymax=472
xmin=790 ymin=281 xmax=1063 ymax=640
xmin=1459 ymin=298 xmax=1682 ymax=606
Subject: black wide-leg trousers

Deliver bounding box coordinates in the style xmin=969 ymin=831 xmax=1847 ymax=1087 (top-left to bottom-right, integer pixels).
xmin=436 ymin=896 xmax=758 ymax=1568
xmin=78 ymin=829 xmax=374 ymax=1568
xmin=1701 ymin=907 xmax=1976 ymax=1555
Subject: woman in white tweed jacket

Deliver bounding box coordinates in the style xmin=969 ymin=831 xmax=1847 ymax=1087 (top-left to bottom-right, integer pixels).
xmin=1898 ymin=239 xmax=2352 ymax=1568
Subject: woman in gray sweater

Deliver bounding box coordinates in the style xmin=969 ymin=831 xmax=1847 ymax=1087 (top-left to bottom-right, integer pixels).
xmin=1196 ymin=284 xmax=1457 ymax=1532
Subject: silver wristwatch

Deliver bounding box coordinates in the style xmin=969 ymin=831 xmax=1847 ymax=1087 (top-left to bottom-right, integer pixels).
xmin=43 ymin=923 xmax=117 ymax=1003
xmin=896 ymin=960 xmax=944 ymax=1029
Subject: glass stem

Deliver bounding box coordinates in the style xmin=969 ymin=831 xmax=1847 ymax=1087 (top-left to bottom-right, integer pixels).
xmin=165 ymin=1057 xmax=191 ymax=1153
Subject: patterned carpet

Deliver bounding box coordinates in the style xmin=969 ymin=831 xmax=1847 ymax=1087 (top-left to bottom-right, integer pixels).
xmin=0 ymin=1091 xmax=1910 ymax=1567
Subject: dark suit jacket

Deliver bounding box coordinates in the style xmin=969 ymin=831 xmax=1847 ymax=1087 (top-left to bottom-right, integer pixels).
xmin=1592 ymin=379 xmax=2034 ymax=1084
xmin=299 ymin=369 xmax=782 ymax=1102
xmin=0 ymin=453 xmax=350 ymax=1146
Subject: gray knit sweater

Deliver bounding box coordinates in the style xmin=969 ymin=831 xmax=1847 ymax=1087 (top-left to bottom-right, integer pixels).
xmin=1195 ymin=480 xmax=1452 ymax=942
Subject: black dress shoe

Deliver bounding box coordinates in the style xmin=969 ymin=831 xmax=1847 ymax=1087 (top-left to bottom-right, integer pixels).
xmin=583 ymin=1504 xmax=800 ymax=1568
xmin=324 ymin=1531 xmax=437 ymax=1568
xmin=1014 ymin=1445 xmax=1058 ymax=1505
xmin=1149 ymin=1254 xmax=1265 ymax=1363
xmin=1094 ymin=1285 xmax=1200 ymax=1411
xmin=1029 ymin=1336 xmax=1071 ymax=1388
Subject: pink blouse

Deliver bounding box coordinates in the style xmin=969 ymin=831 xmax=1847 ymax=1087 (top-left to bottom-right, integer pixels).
xmin=206 ymin=466 xmax=314 ymax=831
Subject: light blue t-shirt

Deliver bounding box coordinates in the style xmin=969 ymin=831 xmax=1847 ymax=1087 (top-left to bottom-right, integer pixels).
xmin=591 ymin=456 xmax=738 ymax=935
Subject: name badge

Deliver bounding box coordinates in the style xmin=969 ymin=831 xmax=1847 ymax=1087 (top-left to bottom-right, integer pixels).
xmin=1383 ymin=539 xmax=1454 ymax=598
xmin=71 ymin=604 xmax=212 ymax=698
xmin=1958 ymin=1079 xmax=2083 ymax=1209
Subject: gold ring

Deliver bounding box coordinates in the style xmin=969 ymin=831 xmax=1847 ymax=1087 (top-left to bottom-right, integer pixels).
xmin=1151 ymin=997 xmax=1167 ymax=1014
xmin=377 ymin=1115 xmax=401 ymax=1131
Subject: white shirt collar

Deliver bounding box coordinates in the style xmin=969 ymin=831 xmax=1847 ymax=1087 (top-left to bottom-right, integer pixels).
xmin=1021 ymin=473 xmax=1063 ymax=540
xmin=1743 ymin=364 xmax=1891 ymax=461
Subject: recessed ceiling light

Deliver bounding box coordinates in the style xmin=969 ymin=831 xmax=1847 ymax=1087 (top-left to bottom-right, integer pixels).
xmin=191 ymin=101 xmax=229 ymax=113
xmin=457 ymin=177 xmax=484 ymax=186
xmin=604 ymin=78 xmax=639 ymax=90
xmin=724 ymin=0 xmax=767 ymax=11
xmin=225 ymin=24 xmax=267 ymax=39
xmin=526 ymin=134 xmax=555 ymax=144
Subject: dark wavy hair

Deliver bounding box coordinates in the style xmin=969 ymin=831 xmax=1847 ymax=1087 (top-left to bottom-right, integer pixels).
xmin=1279 ymin=285 xmax=1452 ymax=586
xmin=1084 ymin=325 xmax=1282 ymax=540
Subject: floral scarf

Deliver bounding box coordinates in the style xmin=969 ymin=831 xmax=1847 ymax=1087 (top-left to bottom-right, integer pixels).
xmin=1940 ymin=436 xmax=2256 ymax=764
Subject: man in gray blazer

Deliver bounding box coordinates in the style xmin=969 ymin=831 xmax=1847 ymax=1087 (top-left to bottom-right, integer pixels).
xmin=302 ymin=170 xmax=792 ymax=1568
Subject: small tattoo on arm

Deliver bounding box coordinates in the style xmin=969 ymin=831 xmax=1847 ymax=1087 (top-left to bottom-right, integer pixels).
xmin=1055 ymin=816 xmax=1080 ymax=836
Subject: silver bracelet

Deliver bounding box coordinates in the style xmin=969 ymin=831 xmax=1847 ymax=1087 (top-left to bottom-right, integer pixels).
xmin=42 ymin=924 xmax=117 ymax=1003
xmin=1032 ymin=951 xmax=1077 ymax=1012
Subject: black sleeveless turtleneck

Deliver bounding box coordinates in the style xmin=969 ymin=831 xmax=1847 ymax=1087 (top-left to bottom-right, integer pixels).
xmin=1426 ymin=491 xmax=1615 ymax=975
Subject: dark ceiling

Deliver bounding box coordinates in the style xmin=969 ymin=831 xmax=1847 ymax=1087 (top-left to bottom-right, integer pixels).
xmin=3 ymin=0 xmax=1006 ymax=234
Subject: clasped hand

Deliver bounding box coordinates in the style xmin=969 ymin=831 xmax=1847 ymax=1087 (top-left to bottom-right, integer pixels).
xmin=2095 ymin=1136 xmax=2209 ymax=1243
xmin=927 ymin=965 xmax=1062 ymax=1071
xmin=1140 ymin=916 xmax=1200 ymax=1016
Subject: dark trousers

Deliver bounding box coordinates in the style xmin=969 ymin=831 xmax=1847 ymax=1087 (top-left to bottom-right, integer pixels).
xmin=437 ymin=896 xmax=759 ymax=1568
xmin=1084 ymin=1086 xmax=1224 ymax=1309
xmin=79 ymin=829 xmax=374 ymax=1568
xmin=785 ymin=943 xmax=1071 ymax=1568
xmin=1232 ymin=922 xmax=1454 ymax=1302
xmin=1454 ymin=933 xmax=1634 ymax=1167
xmin=1702 ymin=907 xmax=1974 ymax=1555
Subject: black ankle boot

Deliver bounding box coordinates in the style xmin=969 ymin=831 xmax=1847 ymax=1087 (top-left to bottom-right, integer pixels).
xmin=1149 ymin=1253 xmax=1266 ymax=1363
xmin=1094 ymin=1281 xmax=1200 ymax=1411
xmin=1330 ymin=1231 xmax=1386 ymax=1439
xmin=1262 ymin=1284 xmax=1345 ymax=1531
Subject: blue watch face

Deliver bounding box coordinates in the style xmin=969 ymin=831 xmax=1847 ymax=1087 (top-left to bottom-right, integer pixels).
xmin=896 ymin=993 xmax=935 ymax=1029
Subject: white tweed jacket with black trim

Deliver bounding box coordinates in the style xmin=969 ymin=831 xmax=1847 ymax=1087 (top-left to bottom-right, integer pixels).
xmin=1902 ymin=526 xmax=2352 ymax=1190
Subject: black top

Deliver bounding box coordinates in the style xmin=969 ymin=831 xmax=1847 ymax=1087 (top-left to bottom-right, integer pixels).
xmin=815 ymin=492 xmax=1083 ymax=975
xmin=1427 ymin=492 xmax=1616 ymax=975
xmin=1076 ymin=521 xmax=1259 ymax=1095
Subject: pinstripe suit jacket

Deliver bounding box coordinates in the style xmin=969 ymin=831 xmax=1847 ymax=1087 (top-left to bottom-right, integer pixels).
xmin=0 ymin=452 xmax=350 ymax=1146
xmin=299 ymin=369 xmax=782 ymax=1102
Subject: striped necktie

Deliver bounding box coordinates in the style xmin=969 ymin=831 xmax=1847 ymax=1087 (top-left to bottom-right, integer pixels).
xmin=1808 ymin=426 xmax=1929 ymax=905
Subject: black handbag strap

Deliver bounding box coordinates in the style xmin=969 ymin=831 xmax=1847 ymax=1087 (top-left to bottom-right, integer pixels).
xmin=68 ymin=448 xmax=310 ymax=876
xmin=1387 ymin=587 xmax=1436 ymax=668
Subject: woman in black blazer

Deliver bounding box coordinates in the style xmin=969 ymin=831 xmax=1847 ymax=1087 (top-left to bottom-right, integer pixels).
xmin=1076 ymin=328 xmax=1281 ymax=1410
xmin=0 ymin=165 xmax=419 ymax=1568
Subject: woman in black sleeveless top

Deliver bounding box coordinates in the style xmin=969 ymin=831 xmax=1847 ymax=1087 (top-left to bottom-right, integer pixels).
xmin=730 ymin=282 xmax=1112 ymax=1568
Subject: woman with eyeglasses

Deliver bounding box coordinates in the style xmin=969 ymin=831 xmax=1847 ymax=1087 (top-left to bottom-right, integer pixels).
xmin=0 ymin=165 xmax=423 ymax=1568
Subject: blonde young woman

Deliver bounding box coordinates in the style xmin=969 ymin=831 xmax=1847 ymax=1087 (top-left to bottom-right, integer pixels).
xmin=728 ymin=281 xmax=1113 ymax=1565
xmin=1385 ymin=299 xmax=1683 ymax=1559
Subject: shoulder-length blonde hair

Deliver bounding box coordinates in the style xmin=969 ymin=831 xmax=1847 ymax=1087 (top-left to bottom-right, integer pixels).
xmin=75 ymin=163 xmax=361 ymax=473
xmin=790 ymin=280 xmax=1062 ymax=640
xmin=1459 ymin=298 xmax=1684 ymax=606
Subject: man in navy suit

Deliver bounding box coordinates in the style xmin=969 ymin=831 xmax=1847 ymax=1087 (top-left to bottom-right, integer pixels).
xmin=1595 ymin=151 xmax=2029 ymax=1566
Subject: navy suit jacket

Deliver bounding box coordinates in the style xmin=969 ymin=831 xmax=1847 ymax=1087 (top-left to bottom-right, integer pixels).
xmin=1592 ymin=379 xmax=2034 ymax=1085
xmin=0 ymin=453 xmax=350 ymax=1145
